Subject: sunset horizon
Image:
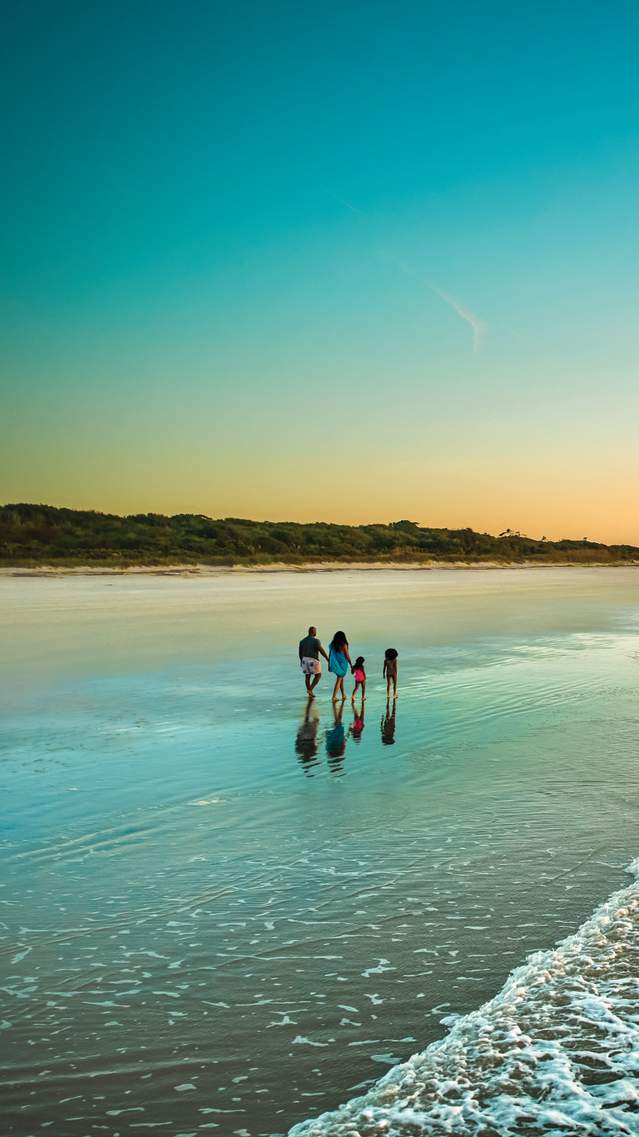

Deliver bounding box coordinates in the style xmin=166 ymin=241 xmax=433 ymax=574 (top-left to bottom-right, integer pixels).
xmin=3 ymin=497 xmax=638 ymax=549
xmin=3 ymin=5 xmax=639 ymax=548
xmin=3 ymin=498 xmax=639 ymax=554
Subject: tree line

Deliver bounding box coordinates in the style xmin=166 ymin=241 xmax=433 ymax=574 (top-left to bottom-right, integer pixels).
xmin=1 ymin=503 xmax=638 ymax=566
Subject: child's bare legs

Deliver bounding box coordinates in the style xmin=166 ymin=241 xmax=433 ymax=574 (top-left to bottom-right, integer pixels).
xmin=392 ymin=676 xmax=397 ymax=699
xmin=361 ymin=680 xmax=366 ymax=701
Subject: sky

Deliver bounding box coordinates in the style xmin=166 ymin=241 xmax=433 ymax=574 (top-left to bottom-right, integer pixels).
xmin=2 ymin=0 xmax=639 ymax=542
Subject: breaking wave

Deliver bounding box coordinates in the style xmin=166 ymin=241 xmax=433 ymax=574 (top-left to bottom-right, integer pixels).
xmin=290 ymin=861 xmax=639 ymax=1136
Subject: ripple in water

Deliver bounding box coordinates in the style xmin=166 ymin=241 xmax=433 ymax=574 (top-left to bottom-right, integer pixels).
xmin=290 ymin=861 xmax=639 ymax=1136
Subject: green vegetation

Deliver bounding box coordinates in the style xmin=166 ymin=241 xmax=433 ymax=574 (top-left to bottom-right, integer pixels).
xmin=1 ymin=504 xmax=638 ymax=568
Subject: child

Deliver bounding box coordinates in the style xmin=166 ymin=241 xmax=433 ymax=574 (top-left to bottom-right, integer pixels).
xmin=351 ymin=656 xmax=366 ymax=701
xmin=383 ymin=648 xmax=398 ymax=700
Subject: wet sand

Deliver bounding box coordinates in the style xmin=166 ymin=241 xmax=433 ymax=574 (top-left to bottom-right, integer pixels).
xmin=2 ymin=568 xmax=639 ymax=1135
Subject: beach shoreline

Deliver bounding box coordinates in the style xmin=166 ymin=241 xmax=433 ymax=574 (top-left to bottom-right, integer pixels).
xmin=4 ymin=562 xmax=639 ymax=1135
xmin=2 ymin=559 xmax=639 ymax=577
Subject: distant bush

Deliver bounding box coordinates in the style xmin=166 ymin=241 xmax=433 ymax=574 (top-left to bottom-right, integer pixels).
xmin=0 ymin=503 xmax=637 ymax=566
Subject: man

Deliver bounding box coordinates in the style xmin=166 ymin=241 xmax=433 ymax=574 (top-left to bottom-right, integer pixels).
xmin=298 ymin=625 xmax=329 ymax=698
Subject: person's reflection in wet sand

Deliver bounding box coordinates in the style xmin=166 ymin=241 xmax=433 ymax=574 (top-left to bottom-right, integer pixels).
xmin=325 ymin=701 xmax=347 ymax=773
xmin=349 ymin=699 xmax=365 ymax=743
xmin=381 ymin=699 xmax=397 ymax=745
xmin=295 ymin=699 xmax=320 ymax=774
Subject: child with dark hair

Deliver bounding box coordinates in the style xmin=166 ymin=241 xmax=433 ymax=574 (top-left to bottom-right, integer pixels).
xmin=351 ymin=656 xmax=366 ymax=701
xmin=383 ymin=648 xmax=399 ymax=700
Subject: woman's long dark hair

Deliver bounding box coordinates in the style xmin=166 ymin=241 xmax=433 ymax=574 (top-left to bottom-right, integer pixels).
xmin=330 ymin=630 xmax=348 ymax=651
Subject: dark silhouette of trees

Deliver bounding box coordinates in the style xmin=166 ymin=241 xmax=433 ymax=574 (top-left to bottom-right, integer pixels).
xmin=0 ymin=504 xmax=636 ymax=566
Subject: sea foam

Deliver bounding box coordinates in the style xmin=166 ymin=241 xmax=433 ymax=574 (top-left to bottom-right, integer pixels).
xmin=290 ymin=861 xmax=639 ymax=1136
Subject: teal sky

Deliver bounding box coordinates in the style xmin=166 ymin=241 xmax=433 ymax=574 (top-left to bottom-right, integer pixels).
xmin=2 ymin=1 xmax=639 ymax=541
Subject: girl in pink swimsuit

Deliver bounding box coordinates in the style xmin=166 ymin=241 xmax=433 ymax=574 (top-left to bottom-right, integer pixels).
xmin=351 ymin=656 xmax=366 ymax=701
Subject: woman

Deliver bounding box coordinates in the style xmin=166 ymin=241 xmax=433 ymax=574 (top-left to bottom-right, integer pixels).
xmin=328 ymin=630 xmax=352 ymax=702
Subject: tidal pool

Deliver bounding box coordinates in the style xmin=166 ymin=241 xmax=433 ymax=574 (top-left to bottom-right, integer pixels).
xmin=1 ymin=568 xmax=639 ymax=1136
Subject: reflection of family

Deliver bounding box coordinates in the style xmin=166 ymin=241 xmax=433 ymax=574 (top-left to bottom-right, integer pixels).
xmin=381 ymin=700 xmax=396 ymax=745
xmin=295 ymin=697 xmax=368 ymax=776
xmin=298 ymin=625 xmax=399 ymax=703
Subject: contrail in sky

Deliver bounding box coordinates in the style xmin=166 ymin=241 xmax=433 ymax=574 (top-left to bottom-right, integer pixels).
xmin=428 ymin=284 xmax=486 ymax=352
xmin=332 ymin=194 xmax=487 ymax=352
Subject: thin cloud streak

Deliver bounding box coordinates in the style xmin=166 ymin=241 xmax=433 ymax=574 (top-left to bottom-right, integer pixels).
xmin=378 ymin=251 xmax=486 ymax=352
xmin=332 ymin=196 xmax=487 ymax=352
xmin=428 ymin=284 xmax=486 ymax=352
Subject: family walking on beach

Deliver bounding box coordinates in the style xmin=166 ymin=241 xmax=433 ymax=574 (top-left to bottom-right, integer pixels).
xmin=298 ymin=625 xmax=398 ymax=702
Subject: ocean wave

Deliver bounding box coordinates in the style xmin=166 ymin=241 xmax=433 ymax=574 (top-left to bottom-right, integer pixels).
xmin=290 ymin=861 xmax=639 ymax=1136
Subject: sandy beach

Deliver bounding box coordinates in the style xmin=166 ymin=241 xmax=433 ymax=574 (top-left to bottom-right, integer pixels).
xmin=3 ymin=559 xmax=639 ymax=577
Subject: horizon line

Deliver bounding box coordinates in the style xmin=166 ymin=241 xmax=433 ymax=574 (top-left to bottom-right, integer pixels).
xmin=2 ymin=502 xmax=637 ymax=549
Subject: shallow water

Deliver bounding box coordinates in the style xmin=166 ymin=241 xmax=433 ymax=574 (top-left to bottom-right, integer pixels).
xmin=1 ymin=568 xmax=639 ymax=1136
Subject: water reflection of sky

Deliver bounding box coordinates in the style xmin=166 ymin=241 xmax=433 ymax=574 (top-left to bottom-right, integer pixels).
xmin=2 ymin=569 xmax=639 ymax=1136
